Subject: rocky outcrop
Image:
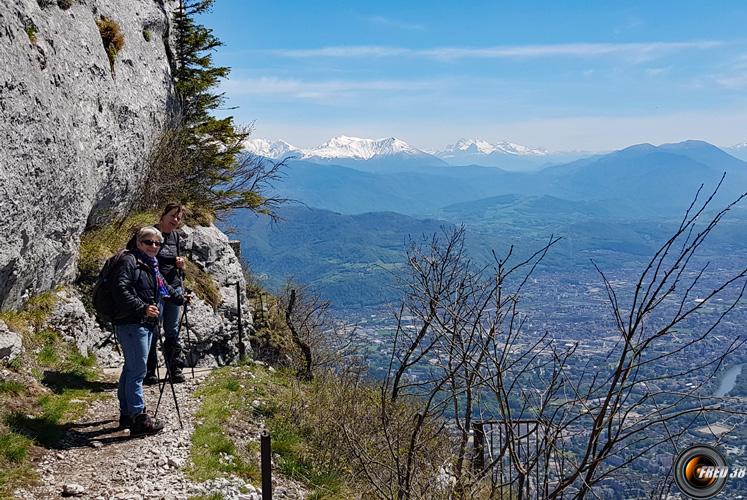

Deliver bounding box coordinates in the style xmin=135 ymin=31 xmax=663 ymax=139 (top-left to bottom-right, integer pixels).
xmin=0 ymin=319 xmax=23 ymax=363
xmin=180 ymin=225 xmax=254 ymax=366
xmin=0 ymin=0 xmax=178 ymax=310
xmin=44 ymin=288 xmax=121 ymax=367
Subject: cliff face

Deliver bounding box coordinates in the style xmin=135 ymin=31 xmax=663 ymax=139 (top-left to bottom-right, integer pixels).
xmin=0 ymin=0 xmax=177 ymax=309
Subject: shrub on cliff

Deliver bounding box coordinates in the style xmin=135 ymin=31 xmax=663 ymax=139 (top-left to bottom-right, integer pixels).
xmin=96 ymin=17 xmax=124 ymax=72
xmin=23 ymin=19 xmax=37 ymax=45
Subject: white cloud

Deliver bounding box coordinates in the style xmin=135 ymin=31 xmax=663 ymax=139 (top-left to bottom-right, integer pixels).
xmin=645 ymin=67 xmax=671 ymax=77
xmin=268 ymin=41 xmax=724 ymax=61
xmin=715 ymin=73 xmax=747 ymax=90
xmin=366 ymin=15 xmax=425 ymax=31
xmin=221 ymin=76 xmax=439 ymax=101
xmin=267 ymin=46 xmax=409 ymax=58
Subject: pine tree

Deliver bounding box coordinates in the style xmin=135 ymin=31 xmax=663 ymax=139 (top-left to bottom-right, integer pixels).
xmin=142 ymin=0 xmax=284 ymax=219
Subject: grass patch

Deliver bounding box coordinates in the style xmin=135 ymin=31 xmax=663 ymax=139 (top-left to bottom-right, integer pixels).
xmin=0 ymin=291 xmax=111 ymax=495
xmin=191 ymin=364 xmax=352 ymax=498
xmin=0 ymin=381 xmax=24 ymax=396
xmin=189 ymin=494 xmax=225 ymax=500
xmin=0 ymin=290 xmax=59 ymax=340
xmin=265 ymin=394 xmax=348 ymax=498
xmin=186 ymin=203 xmax=215 ymax=227
xmin=142 ymin=29 xmax=152 ymax=42
xmin=5 ymin=367 xmax=109 ymax=448
xmin=0 ymin=432 xmax=33 ymax=463
xmin=0 ymin=381 xmax=91 ymax=495
xmin=78 ymin=211 xmax=156 ymax=282
xmin=187 ymin=368 xmax=260 ymax=483
xmin=0 ymin=431 xmax=35 ymax=497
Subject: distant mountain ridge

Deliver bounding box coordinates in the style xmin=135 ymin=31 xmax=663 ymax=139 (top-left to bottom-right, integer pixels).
xmin=726 ymin=142 xmax=747 ymax=162
xmin=244 ymin=135 xmax=597 ymax=170
xmin=244 ymin=135 xmax=445 ymax=166
xmin=438 ymin=138 xmax=548 ymax=157
xmin=271 ymin=140 xmax=747 ymax=217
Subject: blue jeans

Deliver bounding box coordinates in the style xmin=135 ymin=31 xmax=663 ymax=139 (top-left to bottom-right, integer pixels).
xmin=161 ymin=287 xmax=183 ymax=341
xmin=116 ymin=323 xmax=156 ymax=416
xmin=146 ymin=288 xmax=183 ymax=375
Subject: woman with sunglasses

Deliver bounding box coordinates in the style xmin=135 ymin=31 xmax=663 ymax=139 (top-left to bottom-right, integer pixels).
xmin=112 ymin=226 xmax=184 ymax=436
xmin=143 ymin=203 xmax=189 ymax=385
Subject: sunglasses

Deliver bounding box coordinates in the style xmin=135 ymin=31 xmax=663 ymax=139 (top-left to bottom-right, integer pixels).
xmin=141 ymin=239 xmax=163 ymax=247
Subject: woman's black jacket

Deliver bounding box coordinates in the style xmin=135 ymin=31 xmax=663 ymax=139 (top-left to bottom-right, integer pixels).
xmin=111 ymin=252 xmax=184 ymax=325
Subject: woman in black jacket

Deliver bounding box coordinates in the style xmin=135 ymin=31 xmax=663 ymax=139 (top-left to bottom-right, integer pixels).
xmin=144 ymin=203 xmax=188 ymax=385
xmin=112 ymin=226 xmax=183 ymax=436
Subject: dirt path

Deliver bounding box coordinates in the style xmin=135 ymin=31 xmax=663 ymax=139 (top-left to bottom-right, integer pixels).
xmin=13 ymin=368 xmax=263 ymax=500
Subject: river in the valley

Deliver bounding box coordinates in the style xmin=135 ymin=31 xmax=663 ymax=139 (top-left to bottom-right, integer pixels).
xmin=715 ymin=363 xmax=744 ymax=397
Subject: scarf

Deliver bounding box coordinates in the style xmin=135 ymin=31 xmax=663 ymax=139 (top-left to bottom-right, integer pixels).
xmin=134 ymin=249 xmax=171 ymax=300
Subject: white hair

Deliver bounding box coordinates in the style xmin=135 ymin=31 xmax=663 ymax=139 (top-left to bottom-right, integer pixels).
xmin=137 ymin=226 xmax=163 ymax=243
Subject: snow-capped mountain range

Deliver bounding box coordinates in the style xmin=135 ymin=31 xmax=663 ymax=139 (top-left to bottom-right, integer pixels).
xmin=439 ymin=138 xmax=548 ymax=158
xmin=244 ymin=135 xmax=747 ymax=169
xmin=244 ymin=135 xmax=436 ymax=161
xmin=726 ymin=142 xmax=747 ymax=162
xmin=244 ymin=135 xmax=548 ymax=163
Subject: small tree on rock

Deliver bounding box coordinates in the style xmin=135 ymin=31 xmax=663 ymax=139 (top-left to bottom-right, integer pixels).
xmin=134 ymin=0 xmax=285 ymax=220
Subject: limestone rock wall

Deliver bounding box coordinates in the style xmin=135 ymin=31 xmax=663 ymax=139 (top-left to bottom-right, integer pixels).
xmin=0 ymin=0 xmax=178 ymax=310
xmin=180 ymin=225 xmax=254 ymax=366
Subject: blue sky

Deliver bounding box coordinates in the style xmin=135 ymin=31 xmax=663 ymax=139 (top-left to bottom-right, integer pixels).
xmin=202 ymin=1 xmax=747 ymax=151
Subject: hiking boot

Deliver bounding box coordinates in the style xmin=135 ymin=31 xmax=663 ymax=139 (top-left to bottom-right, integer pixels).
xmin=130 ymin=412 xmax=164 ymax=437
xmin=170 ymin=367 xmax=186 ymax=384
xmin=143 ymin=372 xmax=159 ymax=386
xmin=118 ymin=413 xmax=132 ymax=429
xmin=164 ymin=339 xmax=187 ymax=367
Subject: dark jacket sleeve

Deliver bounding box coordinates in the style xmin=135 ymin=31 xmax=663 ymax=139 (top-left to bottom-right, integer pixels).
xmin=166 ymin=283 xmax=185 ymax=305
xmin=112 ymin=254 xmax=147 ymax=318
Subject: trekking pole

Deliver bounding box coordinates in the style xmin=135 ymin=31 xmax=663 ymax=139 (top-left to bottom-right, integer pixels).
xmin=179 ymin=298 xmax=196 ymax=380
xmin=178 ymin=249 xmax=195 ymax=380
xmin=153 ymin=312 xmax=184 ymax=429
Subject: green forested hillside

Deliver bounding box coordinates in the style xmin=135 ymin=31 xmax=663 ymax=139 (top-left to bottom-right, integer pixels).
xmin=228 ymin=206 xmax=451 ymax=306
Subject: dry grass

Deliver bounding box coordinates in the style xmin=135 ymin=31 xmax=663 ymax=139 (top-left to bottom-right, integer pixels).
xmin=96 ymin=17 xmax=125 ymax=71
xmin=184 ymin=260 xmax=221 ymax=309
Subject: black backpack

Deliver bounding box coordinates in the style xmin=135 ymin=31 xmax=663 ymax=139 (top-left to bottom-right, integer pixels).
xmin=92 ymin=250 xmax=130 ymax=322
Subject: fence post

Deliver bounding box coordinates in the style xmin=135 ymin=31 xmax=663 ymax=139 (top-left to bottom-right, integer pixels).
xmin=261 ymin=430 xmax=272 ymax=500
xmin=236 ymin=282 xmax=246 ymax=361
xmin=473 ymin=421 xmax=485 ymax=472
